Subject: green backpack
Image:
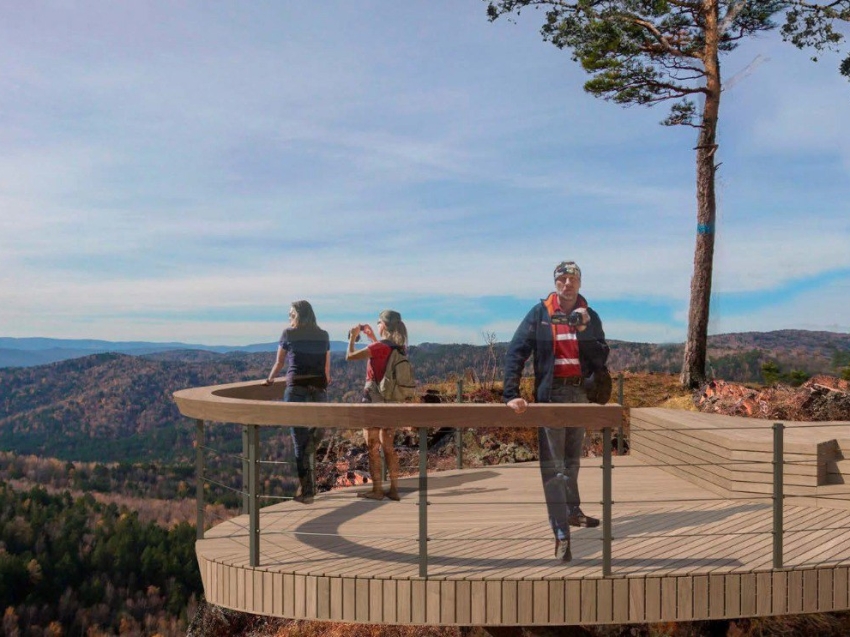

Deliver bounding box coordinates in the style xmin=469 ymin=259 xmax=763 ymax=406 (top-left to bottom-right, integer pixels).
xmin=379 ymin=347 xmax=416 ymax=402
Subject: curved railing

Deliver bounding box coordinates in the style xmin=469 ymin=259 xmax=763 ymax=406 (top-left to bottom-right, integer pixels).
xmin=174 ymin=379 xmax=623 ymax=575
xmin=173 ymin=380 xmax=850 ymax=623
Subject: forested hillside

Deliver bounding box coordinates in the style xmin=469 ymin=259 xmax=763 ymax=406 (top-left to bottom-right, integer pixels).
xmin=0 ymin=352 xmax=268 ymax=463
xmin=0 ymin=483 xmax=200 ymax=635
xmin=609 ymin=330 xmax=850 ymax=380
xmin=2 ymin=330 xmax=849 ymax=464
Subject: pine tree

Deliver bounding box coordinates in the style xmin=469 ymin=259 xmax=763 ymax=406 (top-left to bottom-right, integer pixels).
xmin=487 ymin=0 xmax=850 ymax=388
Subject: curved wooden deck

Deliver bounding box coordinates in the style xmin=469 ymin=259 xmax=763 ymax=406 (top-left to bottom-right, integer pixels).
xmin=175 ymin=380 xmax=850 ymax=625
xmin=195 ymin=456 xmax=850 ymax=625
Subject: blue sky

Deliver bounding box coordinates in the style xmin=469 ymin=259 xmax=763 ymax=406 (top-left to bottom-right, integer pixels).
xmin=2 ymin=1 xmax=849 ymax=346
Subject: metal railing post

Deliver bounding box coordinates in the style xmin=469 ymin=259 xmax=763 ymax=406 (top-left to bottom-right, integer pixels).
xmin=248 ymin=424 xmax=260 ymax=567
xmin=602 ymin=426 xmax=613 ymax=576
xmin=617 ymin=373 xmax=625 ymax=455
xmin=418 ymin=426 xmax=429 ymax=578
xmin=242 ymin=425 xmax=250 ymax=515
xmin=456 ymin=380 xmax=463 ymax=470
xmin=773 ymin=422 xmax=784 ymax=569
xmin=196 ymin=419 xmax=205 ymax=540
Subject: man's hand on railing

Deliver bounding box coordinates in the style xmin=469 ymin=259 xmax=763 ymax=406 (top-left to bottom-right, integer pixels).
xmin=507 ymin=398 xmax=528 ymax=414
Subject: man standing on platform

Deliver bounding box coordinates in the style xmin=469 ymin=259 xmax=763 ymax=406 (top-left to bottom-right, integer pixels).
xmin=503 ymin=261 xmax=610 ymax=562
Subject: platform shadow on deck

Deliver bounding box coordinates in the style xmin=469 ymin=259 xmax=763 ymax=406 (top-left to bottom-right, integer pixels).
xmin=197 ymin=456 xmax=850 ymax=625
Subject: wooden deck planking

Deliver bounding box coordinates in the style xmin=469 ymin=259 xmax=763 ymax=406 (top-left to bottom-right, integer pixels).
xmin=746 ymin=510 xmax=843 ymax=572
xmin=638 ymin=508 xmax=770 ymax=577
xmin=601 ymin=501 xmax=763 ymax=577
xmin=629 ymin=443 xmax=829 ymax=501
xmin=629 ymin=440 xmax=731 ymax=497
xmin=200 ymin=454 xmax=850 ymax=578
xmin=630 ymin=409 xmax=850 ymax=514
xmin=197 ymin=456 xmax=850 ymax=624
xmin=789 ymin=527 xmax=850 ymax=569
xmin=631 ymin=409 xmax=840 ymax=495
xmin=630 ymin=426 xmax=822 ymax=486
xmin=629 ymin=416 xmax=832 ymax=463
xmin=631 ymin=409 xmax=849 ymax=449
xmin=628 ymin=419 xmax=822 ymax=471
xmin=631 ymin=411 xmax=849 ymax=461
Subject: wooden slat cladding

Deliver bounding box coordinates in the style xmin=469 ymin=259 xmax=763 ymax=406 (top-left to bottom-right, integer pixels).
xmin=193 ymin=563 xmax=850 ymax=625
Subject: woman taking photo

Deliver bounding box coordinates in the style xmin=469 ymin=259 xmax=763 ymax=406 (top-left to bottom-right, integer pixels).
xmin=264 ymin=300 xmax=330 ymax=505
xmin=346 ymin=309 xmax=408 ymax=501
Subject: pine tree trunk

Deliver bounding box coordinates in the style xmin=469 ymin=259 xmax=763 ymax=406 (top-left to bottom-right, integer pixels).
xmin=680 ymin=0 xmax=721 ymax=389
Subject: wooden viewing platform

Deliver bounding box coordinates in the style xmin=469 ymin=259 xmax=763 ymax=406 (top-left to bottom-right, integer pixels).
xmin=173 ymin=381 xmax=850 ymax=626
xmin=631 ymin=408 xmax=850 ymax=508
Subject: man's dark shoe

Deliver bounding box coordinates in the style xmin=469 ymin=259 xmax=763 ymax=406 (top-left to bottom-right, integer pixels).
xmin=554 ymin=538 xmax=572 ymax=562
xmin=568 ymin=509 xmax=600 ymax=528
xmin=293 ymin=485 xmax=314 ymax=505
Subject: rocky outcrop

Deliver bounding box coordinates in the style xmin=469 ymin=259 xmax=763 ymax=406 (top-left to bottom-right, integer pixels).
xmin=697 ymin=376 xmax=850 ymax=421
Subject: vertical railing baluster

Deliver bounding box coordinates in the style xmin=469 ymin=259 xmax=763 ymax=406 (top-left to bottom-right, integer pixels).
xmin=602 ymin=426 xmax=613 ymax=577
xmin=419 ymin=426 xmax=429 ymax=578
xmin=242 ymin=425 xmax=250 ymax=515
xmin=248 ymin=424 xmax=260 ymax=567
xmin=617 ymin=373 xmax=625 ymax=455
xmin=456 ymin=380 xmax=463 ymax=470
xmin=773 ymin=422 xmax=784 ymax=569
xmin=196 ymin=419 xmax=205 ymax=540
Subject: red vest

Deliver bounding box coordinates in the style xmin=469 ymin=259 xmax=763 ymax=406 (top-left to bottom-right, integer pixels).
xmin=543 ymin=293 xmax=584 ymax=378
xmin=366 ymin=341 xmax=393 ymax=382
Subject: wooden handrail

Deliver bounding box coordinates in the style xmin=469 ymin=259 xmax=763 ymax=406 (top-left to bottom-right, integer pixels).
xmin=173 ymin=379 xmax=623 ymax=429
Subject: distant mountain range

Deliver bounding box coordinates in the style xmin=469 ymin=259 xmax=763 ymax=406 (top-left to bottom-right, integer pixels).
xmin=0 ymin=337 xmax=350 ymax=368
xmin=2 ymin=330 xmax=849 ymax=372
xmin=1 ymin=329 xmax=848 ymax=463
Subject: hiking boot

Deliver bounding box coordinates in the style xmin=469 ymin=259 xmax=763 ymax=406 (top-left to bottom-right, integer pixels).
xmin=555 ymin=538 xmax=572 ymax=562
xmin=293 ymin=484 xmax=314 ymax=505
xmin=568 ymin=508 xmax=599 ymax=528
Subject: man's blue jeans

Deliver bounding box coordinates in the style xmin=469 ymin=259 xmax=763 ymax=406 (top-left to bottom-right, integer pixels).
xmin=538 ymin=383 xmax=588 ymax=541
xmin=284 ymin=384 xmax=326 ymax=496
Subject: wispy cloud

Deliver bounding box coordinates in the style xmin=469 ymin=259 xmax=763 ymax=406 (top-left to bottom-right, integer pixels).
xmin=1 ymin=1 xmax=848 ymax=345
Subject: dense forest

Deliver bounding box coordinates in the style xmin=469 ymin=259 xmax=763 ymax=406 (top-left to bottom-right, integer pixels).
xmin=0 ymin=482 xmax=200 ymax=636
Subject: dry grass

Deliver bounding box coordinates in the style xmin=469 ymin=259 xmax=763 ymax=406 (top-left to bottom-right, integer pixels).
xmin=658 ymin=395 xmax=699 ymax=411
xmin=273 ymin=622 xmax=460 ymax=637
xmin=617 ymin=372 xmax=694 ymax=408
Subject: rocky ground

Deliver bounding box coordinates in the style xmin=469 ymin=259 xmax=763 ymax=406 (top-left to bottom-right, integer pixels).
xmin=696 ymin=375 xmax=850 ymax=421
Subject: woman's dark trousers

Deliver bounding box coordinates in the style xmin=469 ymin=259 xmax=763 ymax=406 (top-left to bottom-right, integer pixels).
xmin=284 ymin=385 xmax=326 ymax=497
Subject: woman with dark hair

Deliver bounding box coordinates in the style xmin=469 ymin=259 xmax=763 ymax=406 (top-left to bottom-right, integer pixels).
xmin=346 ymin=309 xmax=408 ymax=501
xmin=264 ymin=300 xmax=330 ymax=504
